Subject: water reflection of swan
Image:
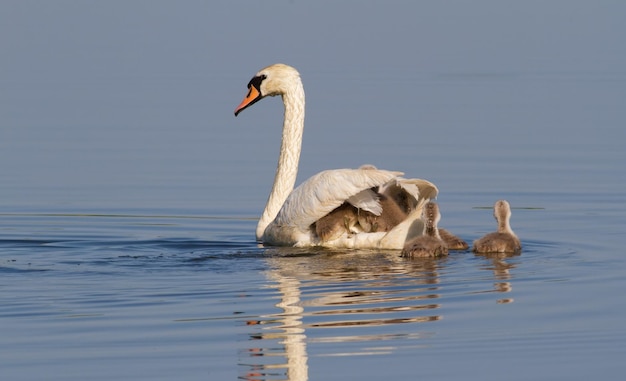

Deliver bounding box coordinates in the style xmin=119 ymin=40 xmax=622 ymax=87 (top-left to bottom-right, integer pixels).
xmin=240 ymin=274 xmax=308 ymax=381
xmin=239 ymin=247 xmax=525 ymax=379
xmin=240 ymin=251 xmax=445 ymax=380
xmin=234 ymin=63 xmax=438 ymax=248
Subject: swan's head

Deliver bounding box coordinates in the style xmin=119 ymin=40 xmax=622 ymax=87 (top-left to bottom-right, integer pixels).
xmin=234 ymin=63 xmax=302 ymax=116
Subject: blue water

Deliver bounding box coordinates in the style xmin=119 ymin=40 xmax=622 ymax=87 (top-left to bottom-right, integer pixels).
xmin=2 ymin=2 xmax=626 ymax=380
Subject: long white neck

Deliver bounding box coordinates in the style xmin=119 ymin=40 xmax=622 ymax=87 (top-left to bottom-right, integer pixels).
xmin=256 ymin=81 xmax=305 ymax=240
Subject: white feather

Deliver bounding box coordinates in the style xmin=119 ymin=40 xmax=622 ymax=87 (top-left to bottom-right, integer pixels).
xmin=274 ymin=168 xmax=401 ymax=230
xmin=347 ymin=189 xmax=381 ymax=215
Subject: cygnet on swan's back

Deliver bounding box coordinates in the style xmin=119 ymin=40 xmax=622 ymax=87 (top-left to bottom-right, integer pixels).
xmin=314 ymin=202 xmax=358 ymax=242
xmin=357 ymin=193 xmax=407 ymax=233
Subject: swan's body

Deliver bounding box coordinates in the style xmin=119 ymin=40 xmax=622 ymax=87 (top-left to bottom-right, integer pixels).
xmin=401 ymin=202 xmax=448 ymax=258
xmin=235 ymin=63 xmax=438 ymax=248
xmin=472 ymin=200 xmax=521 ymax=253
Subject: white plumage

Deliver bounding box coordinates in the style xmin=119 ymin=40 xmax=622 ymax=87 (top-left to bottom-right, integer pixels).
xmin=234 ymin=63 xmax=438 ymax=249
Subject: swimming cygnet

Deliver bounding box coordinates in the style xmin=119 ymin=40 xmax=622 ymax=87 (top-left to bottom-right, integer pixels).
xmin=438 ymin=228 xmax=469 ymax=250
xmin=472 ymin=200 xmax=521 ymax=254
xmin=401 ymin=202 xmax=448 ymax=258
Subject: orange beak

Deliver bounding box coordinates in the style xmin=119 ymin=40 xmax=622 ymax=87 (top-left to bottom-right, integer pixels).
xmin=234 ymin=85 xmax=261 ymax=116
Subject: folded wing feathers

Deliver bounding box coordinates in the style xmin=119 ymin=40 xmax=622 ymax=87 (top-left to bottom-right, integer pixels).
xmin=378 ymin=177 xmax=437 ymax=212
xmin=347 ymin=188 xmax=382 ymax=215
xmin=274 ymin=168 xmax=403 ymax=229
xmin=272 ymin=167 xmax=438 ymax=234
xmin=410 ymin=179 xmax=439 ymax=201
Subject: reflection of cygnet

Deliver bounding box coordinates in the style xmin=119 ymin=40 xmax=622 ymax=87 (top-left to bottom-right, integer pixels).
xmin=401 ymin=202 xmax=448 ymax=258
xmin=472 ymin=200 xmax=521 ymax=254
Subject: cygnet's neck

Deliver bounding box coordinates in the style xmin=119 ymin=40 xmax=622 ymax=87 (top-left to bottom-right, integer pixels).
xmin=423 ymin=204 xmax=441 ymax=239
xmin=495 ymin=203 xmax=514 ymax=235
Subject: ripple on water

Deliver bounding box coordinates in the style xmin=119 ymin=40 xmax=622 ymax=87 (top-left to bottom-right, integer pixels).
xmin=2 ymin=209 xmax=624 ymax=381
xmin=236 ymin=251 xmax=507 ymax=377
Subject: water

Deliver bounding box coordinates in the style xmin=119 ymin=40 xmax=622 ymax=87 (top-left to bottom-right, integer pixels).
xmin=2 ymin=2 xmax=626 ymax=380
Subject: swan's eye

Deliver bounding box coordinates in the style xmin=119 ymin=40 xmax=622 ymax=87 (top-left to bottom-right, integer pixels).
xmin=248 ymin=75 xmax=266 ymax=93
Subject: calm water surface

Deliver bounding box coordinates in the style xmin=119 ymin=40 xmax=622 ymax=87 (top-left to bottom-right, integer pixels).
xmin=3 ymin=1 xmax=626 ymax=373
xmin=3 ymin=2 xmax=626 ymax=380
xmin=2 ymin=69 xmax=625 ymax=381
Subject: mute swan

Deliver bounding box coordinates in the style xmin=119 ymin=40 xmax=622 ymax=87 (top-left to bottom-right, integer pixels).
xmin=401 ymin=202 xmax=448 ymax=258
xmin=472 ymin=200 xmax=521 ymax=253
xmin=234 ymin=63 xmax=438 ymax=248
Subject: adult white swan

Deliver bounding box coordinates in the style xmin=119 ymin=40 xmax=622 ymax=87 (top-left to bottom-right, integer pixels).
xmin=234 ymin=63 xmax=438 ymax=248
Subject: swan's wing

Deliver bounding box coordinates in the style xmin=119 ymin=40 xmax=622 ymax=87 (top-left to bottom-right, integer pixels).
xmin=380 ymin=178 xmax=439 ymax=213
xmin=346 ymin=188 xmax=381 ymax=215
xmin=273 ymin=168 xmax=403 ymax=230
